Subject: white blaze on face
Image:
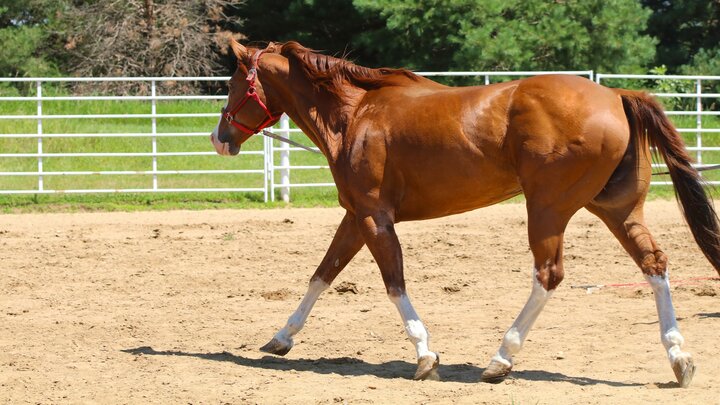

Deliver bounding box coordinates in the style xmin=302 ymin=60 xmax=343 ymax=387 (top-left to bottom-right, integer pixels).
xmin=210 ymin=109 xmax=232 ymax=156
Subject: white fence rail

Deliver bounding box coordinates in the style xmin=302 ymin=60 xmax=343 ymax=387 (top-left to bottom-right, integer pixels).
xmin=1 ymin=71 xmax=718 ymax=201
xmin=0 ymin=76 xmax=272 ymax=198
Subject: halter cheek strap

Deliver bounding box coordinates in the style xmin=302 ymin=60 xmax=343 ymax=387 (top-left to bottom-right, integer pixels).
xmin=222 ymin=49 xmax=283 ymax=135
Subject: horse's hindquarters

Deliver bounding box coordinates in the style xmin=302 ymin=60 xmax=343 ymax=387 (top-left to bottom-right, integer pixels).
xmin=507 ymin=75 xmax=631 ymax=211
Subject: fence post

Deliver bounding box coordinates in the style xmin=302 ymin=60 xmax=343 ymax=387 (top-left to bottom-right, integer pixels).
xmin=36 ymin=80 xmax=43 ymax=192
xmin=263 ymin=134 xmax=269 ymax=202
xmin=151 ymin=80 xmax=158 ymax=190
xmin=695 ymin=79 xmax=703 ymax=172
xmin=267 ymin=130 xmax=275 ymax=202
xmin=279 ymin=114 xmax=291 ymax=202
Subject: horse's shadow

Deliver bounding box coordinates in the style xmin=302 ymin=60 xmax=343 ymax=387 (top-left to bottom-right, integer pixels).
xmin=122 ymin=346 xmax=644 ymax=387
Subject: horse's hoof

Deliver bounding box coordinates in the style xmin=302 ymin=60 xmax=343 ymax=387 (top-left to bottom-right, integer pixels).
xmin=413 ymin=353 xmax=440 ymax=381
xmin=672 ymin=354 xmax=696 ymax=388
xmin=259 ymin=337 xmax=292 ymax=356
xmin=481 ymin=359 xmax=512 ymax=384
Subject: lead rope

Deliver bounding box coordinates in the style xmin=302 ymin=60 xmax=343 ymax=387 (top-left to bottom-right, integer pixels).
xmin=653 ymin=164 xmax=720 ymax=176
xmin=260 ymin=128 xmax=322 ymax=154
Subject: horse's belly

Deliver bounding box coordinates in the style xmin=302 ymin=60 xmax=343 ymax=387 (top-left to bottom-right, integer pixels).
xmin=394 ymin=166 xmax=521 ymax=221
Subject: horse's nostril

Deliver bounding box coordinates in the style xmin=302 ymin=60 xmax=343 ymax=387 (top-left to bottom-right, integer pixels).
xmin=218 ymin=132 xmax=230 ymax=143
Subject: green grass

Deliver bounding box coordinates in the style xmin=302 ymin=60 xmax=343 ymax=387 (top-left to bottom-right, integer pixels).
xmin=0 ymin=88 xmax=718 ymax=213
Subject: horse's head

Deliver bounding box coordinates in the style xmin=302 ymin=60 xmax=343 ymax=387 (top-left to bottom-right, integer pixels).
xmin=210 ymin=40 xmax=284 ymax=156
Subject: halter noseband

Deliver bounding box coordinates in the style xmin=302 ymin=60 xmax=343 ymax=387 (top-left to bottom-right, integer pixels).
xmin=222 ymin=48 xmax=282 ymax=135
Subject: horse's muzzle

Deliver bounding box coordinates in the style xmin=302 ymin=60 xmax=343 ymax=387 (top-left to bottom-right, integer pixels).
xmin=210 ymin=131 xmax=240 ymax=156
xmin=217 ymin=130 xmax=231 ymax=144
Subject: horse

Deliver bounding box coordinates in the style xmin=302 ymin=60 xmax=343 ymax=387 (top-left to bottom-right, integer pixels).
xmin=209 ymin=39 xmax=720 ymax=386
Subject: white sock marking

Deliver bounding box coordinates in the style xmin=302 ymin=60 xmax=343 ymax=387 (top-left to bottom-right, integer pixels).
xmin=389 ymin=294 xmax=435 ymax=360
xmin=493 ymin=268 xmax=552 ymax=366
xmin=645 ymin=272 xmax=690 ymax=364
xmin=274 ymin=279 xmax=329 ymax=345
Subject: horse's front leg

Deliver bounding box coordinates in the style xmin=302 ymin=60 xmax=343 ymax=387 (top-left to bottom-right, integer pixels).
xmin=260 ymin=211 xmax=364 ymax=355
xmin=356 ymin=211 xmax=440 ymax=380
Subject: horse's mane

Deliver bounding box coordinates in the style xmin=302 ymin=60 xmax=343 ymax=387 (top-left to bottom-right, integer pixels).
xmin=279 ymin=41 xmax=419 ymax=100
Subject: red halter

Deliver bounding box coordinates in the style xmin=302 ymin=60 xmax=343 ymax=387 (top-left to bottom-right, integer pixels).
xmin=222 ymin=49 xmax=282 ymax=135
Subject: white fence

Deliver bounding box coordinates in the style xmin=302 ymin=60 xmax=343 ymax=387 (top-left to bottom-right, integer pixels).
xmin=0 ymin=71 xmax=718 ymax=201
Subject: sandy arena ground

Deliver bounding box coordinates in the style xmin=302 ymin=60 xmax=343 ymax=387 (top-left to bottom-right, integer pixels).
xmin=1 ymin=201 xmax=719 ymax=404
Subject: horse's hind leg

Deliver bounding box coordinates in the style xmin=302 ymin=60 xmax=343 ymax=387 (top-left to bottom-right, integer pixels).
xmin=481 ymin=204 xmax=573 ymax=383
xmin=587 ymin=196 xmax=696 ymax=387
xmin=260 ymin=211 xmax=365 ymax=355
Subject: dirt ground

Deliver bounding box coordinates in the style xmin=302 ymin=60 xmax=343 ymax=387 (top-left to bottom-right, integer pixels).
xmin=1 ymin=201 xmax=719 ymax=404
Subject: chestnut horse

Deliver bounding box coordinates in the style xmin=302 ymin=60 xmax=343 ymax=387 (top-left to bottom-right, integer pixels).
xmin=210 ymin=40 xmax=720 ymax=386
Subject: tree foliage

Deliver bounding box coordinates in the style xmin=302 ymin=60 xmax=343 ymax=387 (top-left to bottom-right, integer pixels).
xmin=1 ymin=0 xmax=718 ymax=89
xmin=234 ymin=0 xmax=383 ymax=65
xmin=0 ymin=0 xmax=64 ymax=79
xmin=681 ymin=48 xmax=720 ymax=76
xmin=353 ymin=0 xmax=656 ymax=73
xmin=643 ymin=0 xmax=720 ymax=73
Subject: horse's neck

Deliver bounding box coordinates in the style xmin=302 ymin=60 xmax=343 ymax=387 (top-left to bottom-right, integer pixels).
xmin=261 ymin=54 xmax=365 ymax=161
xmin=282 ymin=82 xmax=361 ymax=162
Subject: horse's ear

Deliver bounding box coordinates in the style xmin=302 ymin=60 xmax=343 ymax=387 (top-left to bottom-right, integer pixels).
xmin=230 ymin=38 xmax=247 ymax=60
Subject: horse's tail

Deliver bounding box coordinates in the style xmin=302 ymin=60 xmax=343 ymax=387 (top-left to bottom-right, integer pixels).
xmin=616 ymin=89 xmax=720 ymax=275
